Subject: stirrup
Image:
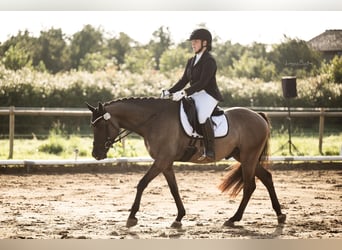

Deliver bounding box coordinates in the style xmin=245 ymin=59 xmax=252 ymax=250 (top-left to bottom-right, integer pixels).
xmin=197 ymin=151 xmax=215 ymax=161
xmin=197 ymin=153 xmax=206 ymax=161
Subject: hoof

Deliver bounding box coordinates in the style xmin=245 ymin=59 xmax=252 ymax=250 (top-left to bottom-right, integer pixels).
xmin=223 ymin=220 xmax=235 ymax=227
xmin=277 ymin=214 xmax=286 ymax=224
xmin=171 ymin=221 xmax=182 ymax=229
xmin=126 ymin=217 xmax=138 ymax=228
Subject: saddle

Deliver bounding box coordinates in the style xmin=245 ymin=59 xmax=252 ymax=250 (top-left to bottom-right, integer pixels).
xmin=181 ymin=97 xmax=227 ymax=137
xmin=179 ymin=97 xmax=228 ymax=162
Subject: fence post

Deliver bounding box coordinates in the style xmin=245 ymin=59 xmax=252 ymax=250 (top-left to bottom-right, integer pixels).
xmin=9 ymin=106 xmax=15 ymax=159
xmin=319 ymin=108 xmax=325 ymax=155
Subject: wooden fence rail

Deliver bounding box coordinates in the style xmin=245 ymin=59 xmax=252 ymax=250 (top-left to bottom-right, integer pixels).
xmin=1 ymin=106 xmax=341 ymax=159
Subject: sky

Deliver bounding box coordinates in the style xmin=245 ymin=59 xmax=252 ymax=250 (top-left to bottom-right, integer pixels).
xmin=0 ymin=11 xmax=341 ymax=45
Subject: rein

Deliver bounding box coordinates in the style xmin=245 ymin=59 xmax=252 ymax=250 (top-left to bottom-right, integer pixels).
xmin=102 ymin=128 xmax=133 ymax=151
xmin=113 ymin=129 xmax=133 ymax=144
xmin=92 ymin=109 xmax=157 ymax=149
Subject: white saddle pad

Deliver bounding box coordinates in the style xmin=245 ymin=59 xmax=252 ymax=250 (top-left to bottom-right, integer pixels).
xmin=180 ymin=102 xmax=229 ymax=138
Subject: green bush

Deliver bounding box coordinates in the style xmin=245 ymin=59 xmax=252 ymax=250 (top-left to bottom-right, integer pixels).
xmin=39 ymin=141 xmax=64 ymax=154
xmin=38 ymin=135 xmax=64 ymax=154
xmin=38 ymin=124 xmax=65 ymax=154
xmin=322 ymin=55 xmax=342 ymax=83
xmin=0 ymin=64 xmax=341 ymax=136
xmin=2 ymin=64 xmax=340 ymax=110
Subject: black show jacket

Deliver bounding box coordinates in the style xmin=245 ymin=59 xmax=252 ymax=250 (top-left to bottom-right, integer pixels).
xmin=169 ymin=50 xmax=223 ymax=102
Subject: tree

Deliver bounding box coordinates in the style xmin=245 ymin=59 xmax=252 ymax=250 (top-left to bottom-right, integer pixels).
xmin=149 ymin=26 xmax=172 ymax=70
xmin=229 ymin=43 xmax=276 ymax=81
xmin=330 ymin=55 xmax=342 ymax=83
xmin=37 ymin=28 xmax=68 ymax=73
xmin=79 ymin=52 xmax=111 ymax=72
xmin=2 ymin=44 xmax=31 ymax=70
xmin=230 ymin=53 xmax=276 ymax=81
xmin=104 ymin=32 xmax=134 ymax=69
xmin=123 ymin=47 xmax=155 ymax=73
xmin=159 ymin=47 xmax=192 ymax=73
xmin=0 ymin=30 xmax=38 ymax=70
xmin=214 ymin=41 xmax=245 ymax=75
xmin=69 ymin=25 xmax=104 ymax=70
xmin=321 ymin=55 xmax=342 ymax=83
xmin=269 ymin=36 xmax=322 ymax=78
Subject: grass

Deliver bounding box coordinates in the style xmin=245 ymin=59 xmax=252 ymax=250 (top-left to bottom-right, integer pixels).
xmin=0 ymin=132 xmax=341 ymax=160
xmin=0 ymin=135 xmax=149 ymax=160
xmin=270 ymin=133 xmax=341 ymax=156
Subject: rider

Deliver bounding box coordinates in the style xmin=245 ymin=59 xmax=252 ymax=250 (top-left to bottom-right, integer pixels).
xmin=161 ymin=28 xmax=224 ymax=160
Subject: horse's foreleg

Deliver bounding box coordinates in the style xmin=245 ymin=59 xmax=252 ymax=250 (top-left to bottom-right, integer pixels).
xmin=126 ymin=162 xmax=162 ymax=228
xmin=255 ymin=165 xmax=286 ymax=224
xmin=163 ymin=166 xmax=186 ymax=228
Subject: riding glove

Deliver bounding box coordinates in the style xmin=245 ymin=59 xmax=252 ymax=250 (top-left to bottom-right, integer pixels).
xmin=172 ymin=90 xmax=187 ymax=101
xmin=160 ymin=89 xmax=170 ymax=99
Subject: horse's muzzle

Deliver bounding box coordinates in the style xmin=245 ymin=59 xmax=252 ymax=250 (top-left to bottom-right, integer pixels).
xmin=92 ymin=150 xmax=107 ymax=161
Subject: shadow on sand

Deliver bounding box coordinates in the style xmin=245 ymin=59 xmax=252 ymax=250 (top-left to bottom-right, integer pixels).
xmin=119 ymin=222 xmax=285 ymax=239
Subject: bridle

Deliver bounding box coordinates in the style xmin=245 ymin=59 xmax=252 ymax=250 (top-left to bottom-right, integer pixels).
xmin=91 ymin=109 xmax=158 ymax=152
xmin=91 ymin=111 xmax=132 ymax=151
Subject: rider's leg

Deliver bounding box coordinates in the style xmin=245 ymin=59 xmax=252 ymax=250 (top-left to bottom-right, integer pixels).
xmin=200 ymin=118 xmax=215 ymax=160
xmin=191 ymin=90 xmax=218 ymax=160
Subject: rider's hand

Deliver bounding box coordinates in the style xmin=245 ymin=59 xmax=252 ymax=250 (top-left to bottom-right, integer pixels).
xmin=172 ymin=90 xmax=186 ymax=101
xmin=160 ymin=89 xmax=170 ymax=99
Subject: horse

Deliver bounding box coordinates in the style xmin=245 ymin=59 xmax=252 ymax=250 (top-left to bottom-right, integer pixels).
xmin=86 ymin=97 xmax=286 ymax=228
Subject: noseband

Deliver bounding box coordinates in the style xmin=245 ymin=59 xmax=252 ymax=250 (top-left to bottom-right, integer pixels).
xmin=91 ymin=111 xmax=131 ymax=151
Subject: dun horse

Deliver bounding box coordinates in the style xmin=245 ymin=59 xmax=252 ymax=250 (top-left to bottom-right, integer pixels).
xmin=87 ymin=98 xmax=286 ymax=228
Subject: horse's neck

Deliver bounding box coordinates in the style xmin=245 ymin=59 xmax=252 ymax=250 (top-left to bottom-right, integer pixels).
xmin=106 ymin=99 xmax=172 ymax=135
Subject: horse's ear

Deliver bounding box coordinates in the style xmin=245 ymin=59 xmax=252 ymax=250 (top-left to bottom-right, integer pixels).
xmin=98 ymin=102 xmax=105 ymax=114
xmin=86 ymin=102 xmax=96 ymax=112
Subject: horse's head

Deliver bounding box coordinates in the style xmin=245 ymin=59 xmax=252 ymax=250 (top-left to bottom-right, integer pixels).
xmin=86 ymin=102 xmax=119 ymax=160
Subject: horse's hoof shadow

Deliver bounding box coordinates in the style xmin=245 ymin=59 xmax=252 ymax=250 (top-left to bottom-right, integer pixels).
xmin=223 ymin=220 xmax=243 ymax=228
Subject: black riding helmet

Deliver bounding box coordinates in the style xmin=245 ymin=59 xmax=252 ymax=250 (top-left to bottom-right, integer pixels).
xmin=189 ymin=28 xmax=212 ymax=51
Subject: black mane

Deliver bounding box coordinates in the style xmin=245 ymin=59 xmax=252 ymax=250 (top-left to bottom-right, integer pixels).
xmin=104 ymin=97 xmax=173 ymax=107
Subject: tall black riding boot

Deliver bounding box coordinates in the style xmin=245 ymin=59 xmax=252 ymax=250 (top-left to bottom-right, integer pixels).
xmin=200 ymin=118 xmax=215 ymax=160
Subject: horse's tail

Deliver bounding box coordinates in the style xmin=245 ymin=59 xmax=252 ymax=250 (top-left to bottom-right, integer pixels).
xmin=218 ymin=112 xmax=271 ymax=198
xmin=218 ymin=162 xmax=243 ymax=197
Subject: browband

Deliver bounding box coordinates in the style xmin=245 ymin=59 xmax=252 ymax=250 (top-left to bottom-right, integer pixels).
xmin=91 ymin=112 xmax=111 ymax=125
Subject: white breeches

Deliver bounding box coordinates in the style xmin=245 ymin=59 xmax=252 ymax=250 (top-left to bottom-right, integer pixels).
xmin=190 ymin=90 xmax=218 ymax=124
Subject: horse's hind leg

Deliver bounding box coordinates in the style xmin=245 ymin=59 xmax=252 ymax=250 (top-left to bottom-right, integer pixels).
xmin=163 ymin=166 xmax=186 ymax=228
xmin=224 ymin=157 xmax=257 ymax=226
xmin=255 ymin=165 xmax=286 ymax=224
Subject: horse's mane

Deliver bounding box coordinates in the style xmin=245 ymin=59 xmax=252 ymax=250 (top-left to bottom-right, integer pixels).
xmin=104 ymin=97 xmax=173 ymax=107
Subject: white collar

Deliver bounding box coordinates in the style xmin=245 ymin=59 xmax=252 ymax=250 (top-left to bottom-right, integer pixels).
xmin=196 ymin=51 xmax=203 ymax=58
xmin=194 ymin=52 xmax=203 ymax=65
